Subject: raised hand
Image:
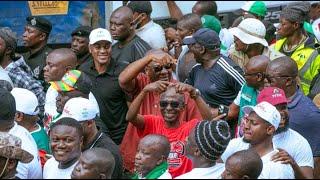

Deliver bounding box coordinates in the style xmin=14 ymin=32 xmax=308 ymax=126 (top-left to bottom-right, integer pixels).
xmin=143 ymin=80 xmax=171 ymax=93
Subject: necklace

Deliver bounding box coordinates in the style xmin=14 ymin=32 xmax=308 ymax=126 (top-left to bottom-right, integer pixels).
xmin=89 ymin=132 xmax=103 ymax=149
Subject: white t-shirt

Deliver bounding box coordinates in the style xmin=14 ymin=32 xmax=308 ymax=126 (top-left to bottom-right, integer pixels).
xmin=136 ymin=20 xmax=167 ymax=49
xmin=43 ymin=157 xmax=77 ymax=179
xmin=158 ymin=170 xmax=172 ymax=179
xmin=221 ymin=138 xmax=295 ymax=179
xmin=45 ymin=85 xmax=100 ymax=117
xmin=9 ymin=123 xmax=42 ymax=179
xmin=273 ymin=129 xmax=314 ymax=168
xmin=175 ymin=163 xmax=225 ymax=179
xmin=258 ymin=150 xmax=295 ymax=179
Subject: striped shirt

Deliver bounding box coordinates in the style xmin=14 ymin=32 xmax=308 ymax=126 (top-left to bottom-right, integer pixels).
xmin=186 ymin=55 xmax=245 ymax=107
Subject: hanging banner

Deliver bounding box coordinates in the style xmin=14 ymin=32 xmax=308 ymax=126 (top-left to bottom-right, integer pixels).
xmin=28 ymin=1 xmax=69 ymax=16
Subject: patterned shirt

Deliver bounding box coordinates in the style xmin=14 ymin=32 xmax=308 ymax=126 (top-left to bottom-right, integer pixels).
xmin=5 ymin=56 xmax=45 ymax=112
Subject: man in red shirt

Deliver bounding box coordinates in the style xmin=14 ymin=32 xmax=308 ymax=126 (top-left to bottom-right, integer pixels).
xmin=119 ymin=49 xmax=202 ymax=172
xmin=126 ymin=83 xmax=218 ymax=178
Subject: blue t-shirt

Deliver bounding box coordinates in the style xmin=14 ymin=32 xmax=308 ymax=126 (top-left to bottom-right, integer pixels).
xmin=186 ymin=55 xmax=245 ymax=107
xmin=288 ymin=90 xmax=320 ymax=157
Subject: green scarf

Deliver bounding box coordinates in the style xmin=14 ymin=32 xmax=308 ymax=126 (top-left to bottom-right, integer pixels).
xmin=132 ymin=162 xmax=168 ymax=179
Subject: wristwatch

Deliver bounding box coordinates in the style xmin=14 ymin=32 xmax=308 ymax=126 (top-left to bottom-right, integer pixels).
xmin=191 ymin=88 xmax=201 ymax=99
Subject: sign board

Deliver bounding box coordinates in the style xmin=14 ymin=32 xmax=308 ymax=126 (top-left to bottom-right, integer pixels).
xmin=28 ymin=1 xmax=69 ymax=16
xmin=0 ymin=1 xmax=105 ymax=46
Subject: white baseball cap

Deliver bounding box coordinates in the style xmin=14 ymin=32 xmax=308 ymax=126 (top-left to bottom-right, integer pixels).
xmin=61 ymin=97 xmax=99 ymax=122
xmin=243 ymin=101 xmax=281 ymax=130
xmin=229 ymin=18 xmax=268 ymax=47
xmin=89 ymin=28 xmax=112 ymax=45
xmin=11 ymin=88 xmax=39 ymax=116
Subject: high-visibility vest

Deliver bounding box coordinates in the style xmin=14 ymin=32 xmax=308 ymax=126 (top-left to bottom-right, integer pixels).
xmin=274 ymin=37 xmax=320 ymax=95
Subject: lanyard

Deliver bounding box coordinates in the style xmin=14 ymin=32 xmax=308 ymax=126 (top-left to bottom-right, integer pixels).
xmin=89 ymin=132 xmax=103 ymax=149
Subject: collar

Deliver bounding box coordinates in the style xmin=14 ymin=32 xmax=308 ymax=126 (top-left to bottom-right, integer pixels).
xmin=287 ymin=89 xmax=303 ymax=109
xmin=87 ymin=58 xmax=116 ymax=77
xmin=28 ymin=45 xmax=50 ymax=58
xmin=136 ymin=20 xmax=154 ymax=32
xmin=132 ymin=162 xmax=168 ymax=179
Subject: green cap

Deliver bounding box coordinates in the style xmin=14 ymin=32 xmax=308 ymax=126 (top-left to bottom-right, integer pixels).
xmin=241 ymin=1 xmax=267 ymax=17
xmin=201 ymin=15 xmax=222 ymax=34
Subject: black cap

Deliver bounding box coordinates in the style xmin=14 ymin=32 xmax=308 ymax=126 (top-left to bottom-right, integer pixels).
xmin=26 ymin=16 xmax=52 ymax=34
xmin=71 ymin=26 xmax=93 ymax=38
xmin=0 ymin=88 xmax=16 ymax=121
xmin=183 ymin=28 xmax=221 ymax=50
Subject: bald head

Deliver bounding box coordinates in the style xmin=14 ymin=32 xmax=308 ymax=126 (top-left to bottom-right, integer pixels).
xmin=225 ymin=149 xmax=263 ymax=179
xmin=44 ymin=48 xmax=77 ymax=82
xmin=111 ymin=6 xmax=133 ymax=23
xmin=48 ymin=48 xmax=77 ymax=66
xmin=246 ymin=55 xmax=270 ymax=72
xmin=267 ymin=56 xmax=298 ymax=77
xmin=140 ymin=134 xmax=170 ymax=158
xmin=83 ymin=148 xmax=115 ymax=179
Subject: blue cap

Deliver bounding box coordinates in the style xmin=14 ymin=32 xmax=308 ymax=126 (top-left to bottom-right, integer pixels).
xmin=183 ymin=28 xmax=221 ymax=49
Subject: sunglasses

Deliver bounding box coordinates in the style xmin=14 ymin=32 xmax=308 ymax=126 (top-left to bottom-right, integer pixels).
xmin=243 ymin=72 xmax=263 ymax=77
xmin=159 ymin=100 xmax=181 ymax=108
xmin=153 ymin=64 xmax=173 ymax=72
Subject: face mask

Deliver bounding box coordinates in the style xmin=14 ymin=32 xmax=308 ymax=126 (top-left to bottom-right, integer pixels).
xmin=0 ymin=158 xmax=9 ymax=178
xmin=133 ymin=14 xmax=144 ymax=29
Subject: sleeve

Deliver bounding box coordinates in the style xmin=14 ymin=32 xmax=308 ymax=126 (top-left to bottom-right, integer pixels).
xmin=220 ymin=139 xmax=239 ymax=162
xmin=151 ymin=27 xmax=167 ymax=49
xmin=134 ymin=39 xmax=152 ymax=63
xmin=227 ymin=65 xmax=245 ymax=94
xmin=136 ymin=115 xmax=159 ymax=138
xmin=123 ymin=73 xmax=148 ymax=101
xmin=293 ymin=138 xmax=314 ymax=168
xmin=233 ymin=86 xmax=243 ymax=106
xmin=185 ymin=67 xmax=195 ymax=85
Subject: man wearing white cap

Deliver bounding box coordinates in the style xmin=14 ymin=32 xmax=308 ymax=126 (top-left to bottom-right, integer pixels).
xmin=228 ymin=18 xmax=284 ymax=70
xmin=220 ymin=101 xmax=294 ymax=179
xmin=61 ymin=97 xmax=123 ymax=178
xmin=79 ymin=28 xmax=129 ymax=145
xmin=11 ymin=88 xmax=50 ymax=167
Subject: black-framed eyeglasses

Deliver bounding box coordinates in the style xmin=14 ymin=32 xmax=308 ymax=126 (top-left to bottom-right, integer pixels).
xmin=265 ymin=75 xmax=294 ymax=82
xmin=159 ymin=100 xmax=181 ymax=108
xmin=153 ymin=64 xmax=173 ymax=72
xmin=243 ymin=72 xmax=263 ymax=77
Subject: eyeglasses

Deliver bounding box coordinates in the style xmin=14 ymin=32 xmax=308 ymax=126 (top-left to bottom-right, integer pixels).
xmin=243 ymin=72 xmax=263 ymax=77
xmin=265 ymin=75 xmax=294 ymax=82
xmin=153 ymin=64 xmax=173 ymax=72
xmin=159 ymin=100 xmax=181 ymax=108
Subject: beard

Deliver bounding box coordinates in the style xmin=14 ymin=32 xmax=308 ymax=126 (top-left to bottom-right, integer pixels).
xmin=275 ymin=116 xmax=290 ymax=135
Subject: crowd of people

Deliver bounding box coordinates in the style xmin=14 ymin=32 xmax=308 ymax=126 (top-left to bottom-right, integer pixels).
xmin=0 ymin=0 xmax=319 ymax=179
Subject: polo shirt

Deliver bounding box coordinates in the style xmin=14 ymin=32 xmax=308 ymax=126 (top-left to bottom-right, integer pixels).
xmin=83 ymin=131 xmax=123 ymax=179
xmin=186 ymin=55 xmax=245 ymax=107
xmin=79 ymin=59 xmax=128 ymax=145
xmin=288 ymin=89 xmax=320 ymax=157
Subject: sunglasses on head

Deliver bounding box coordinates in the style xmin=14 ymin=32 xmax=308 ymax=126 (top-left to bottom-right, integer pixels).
xmin=153 ymin=64 xmax=173 ymax=72
xmin=159 ymin=100 xmax=181 ymax=108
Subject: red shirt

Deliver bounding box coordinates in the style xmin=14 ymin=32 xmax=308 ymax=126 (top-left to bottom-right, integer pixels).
xmin=120 ymin=73 xmax=202 ymax=172
xmin=137 ymin=115 xmax=200 ymax=178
